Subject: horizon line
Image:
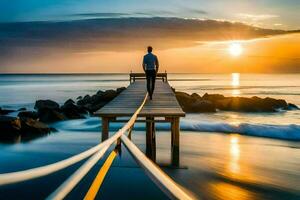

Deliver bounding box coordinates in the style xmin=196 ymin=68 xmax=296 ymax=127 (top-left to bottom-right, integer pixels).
xmin=1 ymin=72 xmax=300 ymax=75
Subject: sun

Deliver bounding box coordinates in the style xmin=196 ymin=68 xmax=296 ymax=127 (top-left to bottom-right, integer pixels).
xmin=229 ymin=43 xmax=243 ymax=57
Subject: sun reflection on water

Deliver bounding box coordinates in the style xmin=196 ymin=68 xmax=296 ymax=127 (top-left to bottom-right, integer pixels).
xmin=229 ymin=134 xmax=240 ymax=174
xmin=231 ymin=73 xmax=240 ymax=96
xmin=210 ymin=182 xmax=256 ymax=200
xmin=231 ymin=73 xmax=240 ymax=87
xmin=228 ymin=113 xmax=241 ymax=126
xmin=210 ymin=134 xmax=261 ymax=200
xmin=232 ymin=89 xmax=241 ymax=96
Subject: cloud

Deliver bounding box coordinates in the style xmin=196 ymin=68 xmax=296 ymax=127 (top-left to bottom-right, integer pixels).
xmin=237 ymin=13 xmax=279 ymax=21
xmin=66 ymin=8 xmax=207 ymax=20
xmin=133 ymin=11 xmax=176 ymax=17
xmin=247 ymin=55 xmax=300 ymax=61
xmin=274 ymin=23 xmax=283 ymax=26
xmin=66 ymin=11 xmax=179 ymax=19
xmin=0 ymin=17 xmax=298 ymax=66
xmin=180 ymin=7 xmax=208 ymax=15
xmin=68 ymin=12 xmax=130 ymax=18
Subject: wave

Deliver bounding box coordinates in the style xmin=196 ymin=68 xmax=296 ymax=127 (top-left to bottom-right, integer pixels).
xmin=187 ymin=85 xmax=300 ymax=91
xmin=180 ymin=119 xmax=300 ymax=141
xmin=53 ymin=117 xmax=300 ymax=141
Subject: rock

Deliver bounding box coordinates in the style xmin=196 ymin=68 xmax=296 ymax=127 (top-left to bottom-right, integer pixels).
xmin=176 ymin=92 xmax=216 ymax=112
xmin=116 ymin=87 xmax=126 ymax=94
xmin=20 ymin=118 xmax=52 ymax=135
xmin=37 ymin=108 xmax=66 ymax=123
xmin=0 ymin=116 xmax=21 ymax=136
xmin=77 ymin=95 xmax=92 ymax=106
xmin=101 ymin=90 xmax=118 ymax=101
xmin=79 ymin=89 xmax=117 ymax=110
xmin=263 ymin=97 xmax=288 ymax=109
xmin=287 ymin=103 xmax=299 ymax=110
xmin=96 ymin=90 xmax=105 ymax=95
xmin=82 ymin=102 xmax=107 ymax=113
xmin=61 ymin=99 xmax=87 ymax=119
xmin=34 ymin=100 xmax=60 ymax=111
xmin=0 ymin=116 xmax=55 ymax=142
xmin=175 ymin=92 xmax=194 ymax=111
xmin=77 ymin=99 xmax=84 ymax=106
xmin=202 ymin=93 xmax=225 ymax=102
xmin=215 ymin=97 xmax=277 ymax=112
xmin=77 ymin=96 xmax=82 ymax=100
xmin=82 ymin=103 xmax=93 ymax=112
xmin=76 ymin=88 xmax=123 ymax=113
xmin=185 ymin=100 xmax=216 ymax=112
xmin=233 ymin=97 xmax=274 ymax=112
xmin=191 ymin=93 xmax=201 ymax=100
xmin=34 ymin=100 xmax=64 ymax=122
xmin=83 ymin=95 xmax=91 ymax=101
xmin=1 ymin=87 xmax=132 ymax=142
xmin=215 ymin=98 xmax=232 ymax=110
xmin=90 ymin=94 xmax=103 ymax=104
xmin=18 ymin=111 xmax=39 ymax=120
xmin=0 ymin=108 xmax=16 ymax=115
xmin=64 ymin=99 xmax=75 ymax=105
xmin=175 ymin=92 xmax=194 ymax=105
xmin=18 ymin=107 xmax=26 ymax=111
xmin=175 ymin=91 xmax=296 ymax=113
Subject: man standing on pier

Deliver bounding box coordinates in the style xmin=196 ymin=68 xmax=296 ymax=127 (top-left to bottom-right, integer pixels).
xmin=143 ymin=46 xmax=159 ymax=100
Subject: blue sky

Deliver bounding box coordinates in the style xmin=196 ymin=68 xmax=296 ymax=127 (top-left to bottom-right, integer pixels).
xmin=0 ymin=0 xmax=299 ymax=29
xmin=0 ymin=0 xmax=299 ymax=73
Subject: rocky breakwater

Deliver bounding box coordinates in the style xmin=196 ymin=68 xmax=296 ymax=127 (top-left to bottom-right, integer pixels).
xmin=0 ymin=115 xmax=54 ymax=142
xmin=175 ymin=91 xmax=299 ymax=113
xmin=76 ymin=87 xmax=125 ymax=113
xmin=0 ymin=87 xmax=126 ymax=142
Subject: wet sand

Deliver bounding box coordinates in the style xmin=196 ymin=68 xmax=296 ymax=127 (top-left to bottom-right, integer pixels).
xmin=0 ymin=127 xmax=300 ymax=199
xmin=144 ymin=131 xmax=300 ymax=200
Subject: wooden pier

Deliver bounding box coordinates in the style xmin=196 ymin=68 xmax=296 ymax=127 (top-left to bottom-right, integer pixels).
xmin=0 ymin=73 xmax=193 ymax=200
xmin=95 ymin=73 xmax=185 ymax=166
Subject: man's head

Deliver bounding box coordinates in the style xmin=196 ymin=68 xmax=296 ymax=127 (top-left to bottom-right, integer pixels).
xmin=147 ymin=46 xmax=153 ymax=53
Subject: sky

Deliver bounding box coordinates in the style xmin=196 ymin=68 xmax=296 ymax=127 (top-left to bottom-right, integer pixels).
xmin=0 ymin=0 xmax=299 ymax=73
xmin=1 ymin=0 xmax=300 ymax=29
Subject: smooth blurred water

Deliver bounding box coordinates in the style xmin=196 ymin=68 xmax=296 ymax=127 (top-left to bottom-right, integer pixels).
xmin=1 ymin=73 xmax=299 ymax=126
xmin=0 ymin=73 xmax=300 ymax=199
xmin=1 ymin=73 xmax=300 ymax=106
xmin=0 ymin=74 xmax=129 ymax=108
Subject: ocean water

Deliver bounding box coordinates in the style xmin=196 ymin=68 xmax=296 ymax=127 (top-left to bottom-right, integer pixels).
xmin=0 ymin=73 xmax=299 ymax=140
xmin=0 ymin=73 xmax=300 ymax=199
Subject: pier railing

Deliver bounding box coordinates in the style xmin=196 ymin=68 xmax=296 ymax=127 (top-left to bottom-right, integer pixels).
xmin=0 ymin=93 xmax=193 ymax=200
xmin=130 ymin=71 xmax=168 ymax=83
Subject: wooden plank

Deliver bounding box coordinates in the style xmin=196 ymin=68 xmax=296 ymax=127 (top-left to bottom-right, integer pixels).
xmin=130 ymin=73 xmax=167 ymax=82
xmin=101 ymin=117 xmax=109 ymax=141
xmin=171 ymin=117 xmax=180 ymax=166
xmin=146 ymin=117 xmax=156 ymax=161
xmin=95 ymin=80 xmax=185 ymax=117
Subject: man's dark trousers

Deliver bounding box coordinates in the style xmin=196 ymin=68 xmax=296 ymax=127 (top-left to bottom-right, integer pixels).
xmin=145 ymin=70 xmax=156 ymax=99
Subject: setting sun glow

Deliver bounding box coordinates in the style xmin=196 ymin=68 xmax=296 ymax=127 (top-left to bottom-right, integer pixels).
xmin=231 ymin=73 xmax=240 ymax=87
xmin=229 ymin=43 xmax=243 ymax=57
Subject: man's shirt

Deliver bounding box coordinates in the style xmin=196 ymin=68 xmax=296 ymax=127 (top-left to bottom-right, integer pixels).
xmin=143 ymin=53 xmax=159 ymax=71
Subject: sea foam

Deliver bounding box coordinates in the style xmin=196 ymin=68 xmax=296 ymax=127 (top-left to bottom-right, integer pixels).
xmin=53 ymin=117 xmax=300 ymax=141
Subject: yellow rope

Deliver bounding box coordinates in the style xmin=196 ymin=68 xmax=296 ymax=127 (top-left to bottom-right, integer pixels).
xmin=84 ymin=150 xmax=117 ymax=200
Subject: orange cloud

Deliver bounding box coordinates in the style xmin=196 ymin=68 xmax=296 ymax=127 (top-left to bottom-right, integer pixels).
xmin=0 ymin=18 xmax=299 ymax=73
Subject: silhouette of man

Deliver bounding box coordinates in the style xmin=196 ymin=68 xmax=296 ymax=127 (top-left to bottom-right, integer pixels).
xmin=143 ymin=46 xmax=159 ymax=100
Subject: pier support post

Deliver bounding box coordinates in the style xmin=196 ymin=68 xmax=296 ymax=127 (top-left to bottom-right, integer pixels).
xmin=171 ymin=117 xmax=180 ymax=166
xmin=146 ymin=117 xmax=156 ymax=161
xmin=102 ymin=117 xmax=109 ymax=141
